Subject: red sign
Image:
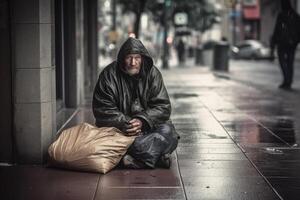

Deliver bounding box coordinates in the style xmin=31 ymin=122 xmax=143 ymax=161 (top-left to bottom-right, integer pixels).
xmin=242 ymin=0 xmax=260 ymax=19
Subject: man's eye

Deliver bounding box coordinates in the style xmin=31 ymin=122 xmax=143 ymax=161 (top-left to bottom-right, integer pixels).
xmin=126 ymin=57 xmax=141 ymax=60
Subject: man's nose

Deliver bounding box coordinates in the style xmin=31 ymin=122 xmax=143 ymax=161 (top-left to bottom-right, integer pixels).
xmin=130 ymin=58 xmax=137 ymax=65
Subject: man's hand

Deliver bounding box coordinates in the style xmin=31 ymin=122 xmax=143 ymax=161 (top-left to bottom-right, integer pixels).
xmin=125 ymin=118 xmax=143 ymax=136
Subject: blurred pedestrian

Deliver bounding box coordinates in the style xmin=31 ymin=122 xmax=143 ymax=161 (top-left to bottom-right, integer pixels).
xmin=92 ymin=37 xmax=179 ymax=169
xmin=270 ymin=0 xmax=300 ymax=89
xmin=176 ymin=39 xmax=185 ymax=65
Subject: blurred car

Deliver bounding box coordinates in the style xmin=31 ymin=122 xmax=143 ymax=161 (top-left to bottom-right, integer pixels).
xmin=231 ymin=40 xmax=272 ymax=60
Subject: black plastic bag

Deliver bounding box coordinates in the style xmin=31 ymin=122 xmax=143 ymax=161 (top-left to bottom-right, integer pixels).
xmin=128 ymin=123 xmax=179 ymax=168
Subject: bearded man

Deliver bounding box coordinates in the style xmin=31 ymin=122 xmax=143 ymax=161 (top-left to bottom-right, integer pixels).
xmin=92 ymin=38 xmax=179 ymax=169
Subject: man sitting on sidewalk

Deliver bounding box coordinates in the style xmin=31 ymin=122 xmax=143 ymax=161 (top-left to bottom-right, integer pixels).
xmin=92 ymin=37 xmax=179 ymax=169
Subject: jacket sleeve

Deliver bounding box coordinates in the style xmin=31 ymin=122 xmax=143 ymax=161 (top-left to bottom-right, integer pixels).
xmin=134 ymin=68 xmax=171 ymax=129
xmin=270 ymin=15 xmax=281 ymax=50
xmin=92 ymin=72 xmax=130 ymax=131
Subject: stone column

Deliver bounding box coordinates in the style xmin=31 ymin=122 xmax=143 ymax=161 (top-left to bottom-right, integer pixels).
xmin=12 ymin=0 xmax=56 ymax=164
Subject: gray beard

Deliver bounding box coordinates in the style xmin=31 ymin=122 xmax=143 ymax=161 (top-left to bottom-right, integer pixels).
xmin=126 ymin=68 xmax=140 ymax=76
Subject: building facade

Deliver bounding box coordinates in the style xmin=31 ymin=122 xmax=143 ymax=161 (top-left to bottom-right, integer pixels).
xmin=0 ymin=0 xmax=99 ymax=164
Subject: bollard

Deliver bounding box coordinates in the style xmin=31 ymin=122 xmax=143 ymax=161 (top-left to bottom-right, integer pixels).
xmin=213 ymin=41 xmax=229 ymax=71
xmin=195 ymin=47 xmax=203 ymax=65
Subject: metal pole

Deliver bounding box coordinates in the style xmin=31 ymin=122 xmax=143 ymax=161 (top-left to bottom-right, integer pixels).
xmin=162 ymin=0 xmax=171 ymax=69
xmin=232 ymin=0 xmax=236 ymax=45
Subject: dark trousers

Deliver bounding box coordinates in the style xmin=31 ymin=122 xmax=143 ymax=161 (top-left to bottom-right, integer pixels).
xmin=177 ymin=51 xmax=185 ymax=63
xmin=128 ymin=123 xmax=179 ymax=168
xmin=277 ymin=45 xmax=297 ymax=86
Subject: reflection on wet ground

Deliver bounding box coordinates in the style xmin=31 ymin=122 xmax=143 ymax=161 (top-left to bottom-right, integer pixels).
xmin=2 ymin=67 xmax=300 ymax=199
xmin=164 ymin=67 xmax=300 ymax=199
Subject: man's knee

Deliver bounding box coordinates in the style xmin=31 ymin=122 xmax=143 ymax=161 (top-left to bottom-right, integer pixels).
xmin=156 ymin=123 xmax=174 ymax=137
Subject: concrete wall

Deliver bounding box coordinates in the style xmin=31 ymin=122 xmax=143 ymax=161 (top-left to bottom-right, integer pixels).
xmin=1 ymin=0 xmax=98 ymax=164
xmin=11 ymin=0 xmax=56 ymax=164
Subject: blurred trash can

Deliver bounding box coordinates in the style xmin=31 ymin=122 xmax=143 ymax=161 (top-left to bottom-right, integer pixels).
xmin=213 ymin=41 xmax=229 ymax=71
xmin=195 ymin=46 xmax=203 ymax=65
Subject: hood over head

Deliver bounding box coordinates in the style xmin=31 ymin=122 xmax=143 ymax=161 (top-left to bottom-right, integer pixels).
xmin=117 ymin=37 xmax=153 ymax=74
xmin=281 ymin=0 xmax=292 ymax=11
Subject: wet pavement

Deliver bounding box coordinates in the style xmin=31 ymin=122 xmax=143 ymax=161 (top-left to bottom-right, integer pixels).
xmin=164 ymin=65 xmax=300 ymax=199
xmin=1 ymin=60 xmax=300 ymax=199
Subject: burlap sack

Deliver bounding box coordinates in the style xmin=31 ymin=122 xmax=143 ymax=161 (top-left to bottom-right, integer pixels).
xmin=48 ymin=123 xmax=136 ymax=174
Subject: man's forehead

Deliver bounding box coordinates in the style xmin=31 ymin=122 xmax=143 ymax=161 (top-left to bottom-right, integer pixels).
xmin=125 ymin=54 xmax=141 ymax=57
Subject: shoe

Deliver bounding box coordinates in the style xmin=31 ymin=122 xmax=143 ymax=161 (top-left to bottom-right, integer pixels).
xmin=156 ymin=154 xmax=171 ymax=169
xmin=279 ymin=83 xmax=291 ymax=90
xmin=122 ymin=154 xmax=146 ymax=169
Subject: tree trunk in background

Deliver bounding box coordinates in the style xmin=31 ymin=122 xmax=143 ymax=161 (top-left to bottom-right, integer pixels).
xmin=134 ymin=11 xmax=141 ymax=38
xmin=133 ymin=0 xmax=147 ymax=38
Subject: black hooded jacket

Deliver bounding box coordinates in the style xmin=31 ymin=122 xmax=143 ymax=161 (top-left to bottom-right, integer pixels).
xmin=270 ymin=0 xmax=300 ymax=49
xmin=92 ymin=38 xmax=171 ymax=132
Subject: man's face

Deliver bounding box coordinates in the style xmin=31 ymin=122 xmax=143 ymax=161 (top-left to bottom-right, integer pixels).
xmin=124 ymin=54 xmax=142 ymax=76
